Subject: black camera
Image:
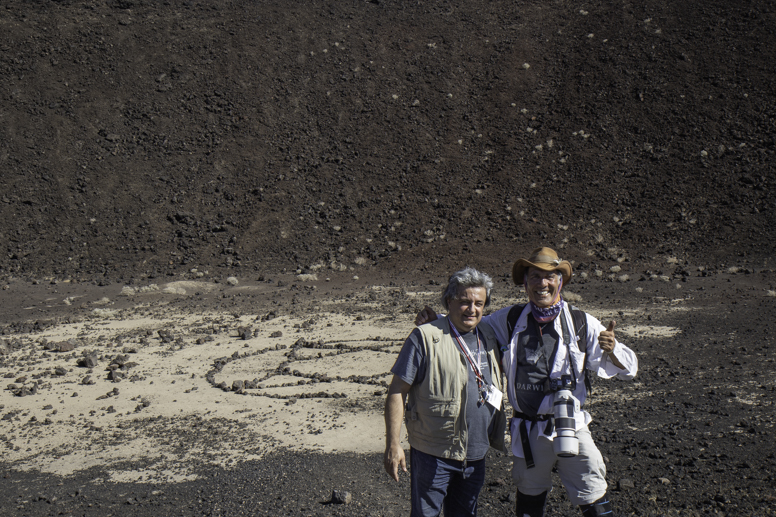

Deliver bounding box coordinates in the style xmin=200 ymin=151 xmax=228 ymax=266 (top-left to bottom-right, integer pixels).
xmin=548 ymin=374 xmax=575 ymax=392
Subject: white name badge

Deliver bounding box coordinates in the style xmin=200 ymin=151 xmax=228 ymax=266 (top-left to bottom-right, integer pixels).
xmin=484 ymin=384 xmax=503 ymax=409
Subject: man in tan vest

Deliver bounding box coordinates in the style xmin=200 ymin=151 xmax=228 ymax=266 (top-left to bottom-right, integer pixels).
xmin=384 ymin=266 xmax=507 ymax=517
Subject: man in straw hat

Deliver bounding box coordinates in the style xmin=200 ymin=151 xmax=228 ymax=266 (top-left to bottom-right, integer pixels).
xmin=415 ymin=247 xmax=638 ymax=517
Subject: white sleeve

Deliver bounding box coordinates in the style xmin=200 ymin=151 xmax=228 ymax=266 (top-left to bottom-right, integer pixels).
xmin=584 ymin=313 xmax=638 ymax=380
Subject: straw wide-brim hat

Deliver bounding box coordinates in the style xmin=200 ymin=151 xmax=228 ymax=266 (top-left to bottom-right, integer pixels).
xmin=512 ymin=247 xmax=572 ymax=286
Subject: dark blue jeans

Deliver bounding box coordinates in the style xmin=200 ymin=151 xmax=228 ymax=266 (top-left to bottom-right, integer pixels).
xmin=410 ymin=447 xmax=486 ymax=517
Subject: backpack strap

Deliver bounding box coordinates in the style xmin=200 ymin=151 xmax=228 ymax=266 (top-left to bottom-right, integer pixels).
xmin=500 ymin=303 xmax=527 ymax=361
xmin=506 ymin=303 xmax=526 ymax=339
xmin=569 ymin=306 xmax=593 ymax=398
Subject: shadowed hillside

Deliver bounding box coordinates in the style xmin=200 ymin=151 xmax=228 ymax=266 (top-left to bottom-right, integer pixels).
xmin=1 ymin=0 xmax=774 ymax=283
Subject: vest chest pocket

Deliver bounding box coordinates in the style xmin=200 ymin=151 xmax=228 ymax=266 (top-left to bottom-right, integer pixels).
xmin=426 ymin=359 xmax=467 ymax=399
xmin=407 ymin=401 xmax=460 ymax=440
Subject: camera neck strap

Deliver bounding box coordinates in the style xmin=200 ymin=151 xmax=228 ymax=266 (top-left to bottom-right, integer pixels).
xmin=558 ymin=309 xmax=579 ymax=390
xmin=534 ymin=308 xmax=578 ymax=392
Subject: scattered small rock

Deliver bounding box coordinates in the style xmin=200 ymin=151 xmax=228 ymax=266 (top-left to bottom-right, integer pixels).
xmin=15 ymin=385 xmax=36 ymax=397
xmin=237 ymin=326 xmax=252 ymax=340
xmin=48 ymin=340 xmax=76 ymax=352
xmin=331 ymin=490 xmax=352 ymax=505
xmin=244 ymin=379 xmax=259 ymax=389
xmin=78 ymin=354 xmax=100 ymax=368
xmin=158 ymin=329 xmax=175 ymax=343
xmin=108 ymin=370 xmax=125 ymax=382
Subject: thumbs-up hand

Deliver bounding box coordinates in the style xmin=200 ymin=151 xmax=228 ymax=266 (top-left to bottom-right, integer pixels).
xmin=600 ymin=320 xmax=616 ymax=354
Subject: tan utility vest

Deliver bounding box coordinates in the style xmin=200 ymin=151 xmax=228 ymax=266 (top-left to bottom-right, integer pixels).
xmin=405 ymin=317 xmax=507 ymax=460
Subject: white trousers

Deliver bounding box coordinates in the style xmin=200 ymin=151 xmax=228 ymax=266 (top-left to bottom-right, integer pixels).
xmin=511 ymin=425 xmax=607 ymax=506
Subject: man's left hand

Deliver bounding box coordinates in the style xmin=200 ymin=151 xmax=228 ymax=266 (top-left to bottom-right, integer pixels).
xmin=600 ymin=320 xmax=626 ymax=369
xmin=600 ymin=320 xmax=616 ymax=353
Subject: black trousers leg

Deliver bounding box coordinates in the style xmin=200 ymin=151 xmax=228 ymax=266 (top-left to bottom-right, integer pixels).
xmin=579 ymin=492 xmax=613 ymax=517
xmin=515 ymin=490 xmax=547 ymax=517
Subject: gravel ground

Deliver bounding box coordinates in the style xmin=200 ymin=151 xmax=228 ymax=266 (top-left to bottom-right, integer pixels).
xmin=1 ymin=0 xmax=775 ymax=515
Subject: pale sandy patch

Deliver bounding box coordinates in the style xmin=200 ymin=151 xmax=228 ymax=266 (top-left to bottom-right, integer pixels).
xmin=405 ymin=290 xmax=438 ymax=297
xmin=0 ymin=302 xmax=412 ymax=483
xmin=163 ymin=280 xmax=219 ymax=293
xmin=286 ymin=350 xmax=396 ymax=378
xmin=618 ymin=325 xmax=681 ymax=338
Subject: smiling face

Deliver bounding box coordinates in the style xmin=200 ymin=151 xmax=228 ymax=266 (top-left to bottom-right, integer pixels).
xmin=446 ymin=287 xmax=487 ymax=333
xmin=525 ymin=267 xmax=562 ymax=308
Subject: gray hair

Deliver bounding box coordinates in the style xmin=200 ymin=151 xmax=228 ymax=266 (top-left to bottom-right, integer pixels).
xmin=441 ymin=267 xmax=493 ymax=310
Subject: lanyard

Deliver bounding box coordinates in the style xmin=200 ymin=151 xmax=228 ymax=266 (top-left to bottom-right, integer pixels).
xmin=449 ymin=318 xmax=487 ymax=401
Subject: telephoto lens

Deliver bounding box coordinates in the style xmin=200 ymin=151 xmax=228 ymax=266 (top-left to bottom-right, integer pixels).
xmin=552 ymin=389 xmax=579 ymax=457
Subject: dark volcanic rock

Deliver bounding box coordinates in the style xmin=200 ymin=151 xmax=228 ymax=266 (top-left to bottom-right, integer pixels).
xmin=0 ymin=1 xmax=772 ymax=285
xmin=244 ymin=379 xmax=258 ymax=389
xmin=158 ymin=330 xmax=174 ymax=343
xmin=77 ymin=354 xmax=99 ymax=368
xmin=331 ymin=490 xmax=352 ymax=505
xmin=52 ymin=341 xmax=76 ymax=352
xmin=108 ymin=370 xmax=125 ymax=382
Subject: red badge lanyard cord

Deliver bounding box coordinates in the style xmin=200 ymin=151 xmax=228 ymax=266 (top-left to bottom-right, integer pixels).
xmin=449 ymin=318 xmax=486 ymax=402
